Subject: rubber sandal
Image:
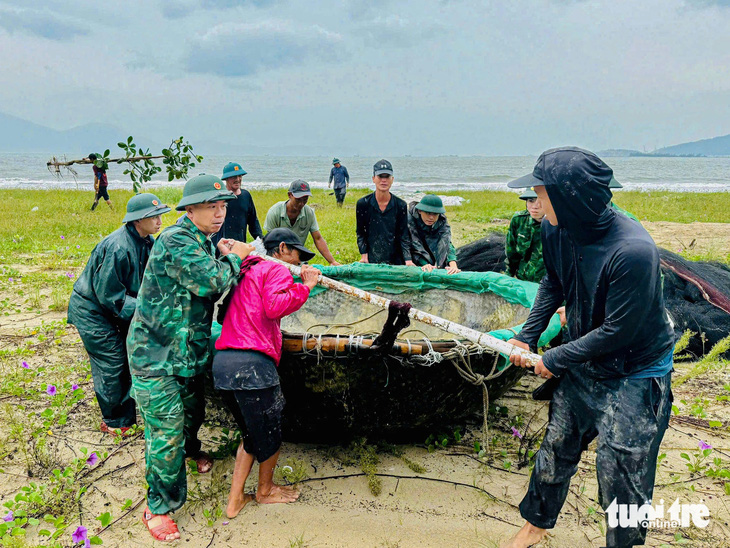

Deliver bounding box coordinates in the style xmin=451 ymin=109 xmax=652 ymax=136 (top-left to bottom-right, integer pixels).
xmin=190 ymin=452 xmax=214 ymax=474
xmin=142 ymin=507 xmax=179 ymax=542
xmin=100 ymin=421 xmax=133 ymax=437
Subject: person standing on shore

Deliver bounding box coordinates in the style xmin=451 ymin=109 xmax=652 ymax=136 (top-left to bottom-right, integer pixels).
xmin=68 ymin=193 xmax=171 ymax=435
xmin=214 ymin=228 xmax=319 ymax=518
xmin=263 ymin=180 xmax=341 ymax=265
xmin=211 ymin=162 xmax=263 ymax=246
xmin=328 ymin=158 xmax=349 ymax=207
xmin=502 ymin=147 xmax=674 ymax=548
xmin=356 ymin=159 xmax=414 ymax=266
xmin=407 ymin=194 xmax=460 ymax=274
xmin=504 ymin=188 xmax=547 ymax=283
xmin=126 ymin=174 xmax=254 ymax=542
xmin=89 ymin=153 xmax=113 ymax=211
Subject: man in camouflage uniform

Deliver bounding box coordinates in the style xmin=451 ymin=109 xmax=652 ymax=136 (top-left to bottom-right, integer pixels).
xmin=504 ymin=188 xmax=546 ymax=283
xmin=68 ymin=193 xmax=171 ymax=434
xmin=126 ymin=174 xmax=253 ymax=541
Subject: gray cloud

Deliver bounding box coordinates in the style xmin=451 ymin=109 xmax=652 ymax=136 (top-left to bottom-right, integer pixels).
xmin=184 ymin=20 xmax=343 ymax=77
xmin=0 ymin=6 xmax=88 ymax=40
xmin=161 ymin=0 xmax=280 ymax=19
xmin=685 ymin=0 xmax=730 ymax=5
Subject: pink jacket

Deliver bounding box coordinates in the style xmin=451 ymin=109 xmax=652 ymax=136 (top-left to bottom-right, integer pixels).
xmin=215 ymin=257 xmax=311 ymax=365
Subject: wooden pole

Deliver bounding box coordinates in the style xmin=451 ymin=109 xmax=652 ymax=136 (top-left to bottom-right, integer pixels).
xmin=251 ymin=243 xmax=542 ymax=367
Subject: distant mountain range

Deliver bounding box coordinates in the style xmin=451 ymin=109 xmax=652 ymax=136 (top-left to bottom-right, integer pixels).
xmin=599 ymin=133 xmax=730 ymax=158
xmin=0 ymin=111 xmax=344 ymax=157
xmin=1 ymin=110 xmax=728 ymax=157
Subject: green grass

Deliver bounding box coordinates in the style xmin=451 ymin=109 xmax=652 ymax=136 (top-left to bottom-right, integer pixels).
xmin=1 ymin=188 xmax=728 ymax=268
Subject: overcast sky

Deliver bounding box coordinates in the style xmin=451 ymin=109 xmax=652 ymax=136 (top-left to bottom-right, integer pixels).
xmin=1 ymin=0 xmax=729 ymax=155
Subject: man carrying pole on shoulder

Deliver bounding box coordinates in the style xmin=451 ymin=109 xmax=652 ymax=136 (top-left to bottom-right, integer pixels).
xmin=127 ymin=174 xmax=254 ymax=542
xmin=502 ymin=147 xmax=675 ymax=548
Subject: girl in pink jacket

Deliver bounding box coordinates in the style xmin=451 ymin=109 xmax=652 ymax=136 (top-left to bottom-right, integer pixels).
xmin=213 ymin=228 xmax=319 ymax=518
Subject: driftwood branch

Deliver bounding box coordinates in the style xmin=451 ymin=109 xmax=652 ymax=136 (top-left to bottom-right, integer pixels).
xmin=46 ymin=155 xmax=164 ymax=168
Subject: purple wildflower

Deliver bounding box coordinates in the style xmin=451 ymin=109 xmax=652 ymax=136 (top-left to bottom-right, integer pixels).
xmin=21 ymin=361 xmax=30 ymax=369
xmin=511 ymin=426 xmax=523 ymax=439
xmin=60 ymin=235 xmax=65 ymax=240
xmin=46 ymin=385 xmax=57 ymax=396
xmin=86 ymin=452 xmax=99 ymax=466
xmin=8 ymin=278 xmax=12 ymax=282
xmin=85 ymin=539 xmax=91 ymax=548
xmin=3 ymin=511 xmax=12 ymax=522
xmin=66 ymin=272 xmax=75 ymax=279
xmin=72 ymin=383 xmax=79 ymax=391
xmin=76 ymin=245 xmax=80 ymax=249
xmin=699 ymin=440 xmax=712 ymax=451
xmin=71 ymin=525 xmax=87 ymax=543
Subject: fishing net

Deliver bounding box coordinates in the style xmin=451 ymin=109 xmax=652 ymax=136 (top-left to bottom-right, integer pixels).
xmin=658 ymin=249 xmax=730 ymax=359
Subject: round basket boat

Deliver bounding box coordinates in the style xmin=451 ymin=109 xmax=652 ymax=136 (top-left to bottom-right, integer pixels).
xmin=212 ymin=263 xmax=562 ymax=442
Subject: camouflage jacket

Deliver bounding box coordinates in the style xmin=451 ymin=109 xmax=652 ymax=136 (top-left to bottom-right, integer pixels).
xmin=126 ymin=216 xmax=242 ymax=377
xmin=505 ymin=210 xmax=546 ymax=284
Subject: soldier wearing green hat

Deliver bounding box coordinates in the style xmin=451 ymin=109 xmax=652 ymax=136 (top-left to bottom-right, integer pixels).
xmin=68 ymin=193 xmax=171 ymax=435
xmin=126 ymin=174 xmax=254 ymax=542
xmin=504 ymin=188 xmax=547 ymax=283
xmin=407 ymin=194 xmax=460 ymax=274
xmin=211 ymin=162 xmax=263 ymax=246
xmin=328 ymin=158 xmax=350 ymax=207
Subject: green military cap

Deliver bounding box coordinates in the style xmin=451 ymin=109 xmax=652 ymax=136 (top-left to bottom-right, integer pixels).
xmin=519 ymin=188 xmax=538 ymax=200
xmin=332 ymin=157 xmax=340 ymax=165
xmin=175 ymin=173 xmax=236 ymax=211
xmin=415 ymin=194 xmax=446 ymax=214
xmin=608 ymin=176 xmax=623 ymax=189
xmin=222 ymin=162 xmax=247 ymax=179
xmin=123 ymin=193 xmax=171 ymax=223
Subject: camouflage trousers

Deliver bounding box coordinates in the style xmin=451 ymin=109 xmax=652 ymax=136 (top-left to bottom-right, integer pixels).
xmin=131 ymin=374 xmax=205 ymax=515
xmin=519 ymin=367 xmax=672 ymax=547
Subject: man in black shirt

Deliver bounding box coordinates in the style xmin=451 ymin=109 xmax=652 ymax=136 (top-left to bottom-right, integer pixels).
xmin=212 ymin=162 xmax=263 ymax=245
xmin=502 ymin=147 xmax=675 ymax=548
xmin=356 ymin=159 xmax=414 ymax=266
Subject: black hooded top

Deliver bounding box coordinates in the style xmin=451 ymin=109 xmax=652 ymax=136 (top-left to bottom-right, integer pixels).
xmin=514 ymin=147 xmax=674 ymax=379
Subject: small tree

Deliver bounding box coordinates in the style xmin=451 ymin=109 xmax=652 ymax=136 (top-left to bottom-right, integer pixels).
xmin=47 ymin=136 xmax=203 ymax=193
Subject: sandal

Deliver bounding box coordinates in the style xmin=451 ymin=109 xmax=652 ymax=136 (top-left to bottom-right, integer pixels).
xmin=142 ymin=507 xmax=180 ymax=542
xmin=189 ymin=451 xmax=214 ymax=474
xmin=100 ymin=421 xmax=133 ymax=437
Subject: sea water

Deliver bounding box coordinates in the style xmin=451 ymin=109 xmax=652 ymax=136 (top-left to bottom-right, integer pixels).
xmin=1 ymin=153 xmax=729 ymax=193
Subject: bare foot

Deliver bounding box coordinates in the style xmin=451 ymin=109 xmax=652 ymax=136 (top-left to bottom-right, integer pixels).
xmin=501 ymin=522 xmax=548 ymax=548
xmin=256 ymin=484 xmax=300 ymax=504
xmin=226 ymin=492 xmax=254 ymax=518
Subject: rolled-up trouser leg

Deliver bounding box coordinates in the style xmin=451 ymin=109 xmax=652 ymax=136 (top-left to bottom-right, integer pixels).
xmin=131 ymin=375 xmax=188 ymax=515
xmin=519 ymin=371 xmax=598 ymax=529
xmin=181 ymin=374 xmax=205 ymax=457
xmin=597 ymin=372 xmax=672 ymax=548
xmin=77 ymin=324 xmax=136 ymax=428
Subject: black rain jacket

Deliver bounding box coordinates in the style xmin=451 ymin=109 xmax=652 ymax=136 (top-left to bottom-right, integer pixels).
xmin=515 ymin=148 xmax=674 ymax=379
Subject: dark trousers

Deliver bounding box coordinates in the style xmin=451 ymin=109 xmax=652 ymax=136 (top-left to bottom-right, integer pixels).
xmin=519 ymin=368 xmax=672 ymax=548
xmin=77 ymin=323 xmax=136 ymax=428
xmin=334 ymin=187 xmax=346 ymax=204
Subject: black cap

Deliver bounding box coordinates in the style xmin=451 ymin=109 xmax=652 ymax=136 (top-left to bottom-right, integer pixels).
xmin=373 ymin=159 xmax=393 ymax=176
xmin=263 ymin=228 xmax=316 ymax=262
xmin=508 ymin=146 xmax=611 ymax=189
